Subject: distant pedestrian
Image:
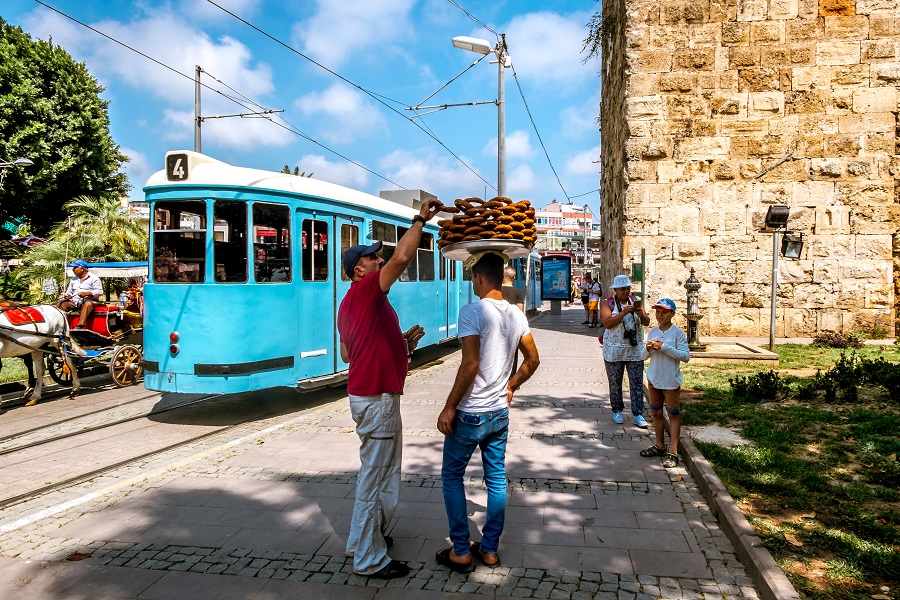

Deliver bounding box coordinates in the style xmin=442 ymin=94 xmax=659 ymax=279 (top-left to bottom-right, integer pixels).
xmin=584 ymin=275 xmax=601 ymax=328
xmin=599 ymin=275 xmax=650 ymax=427
xmin=500 ymin=266 xmax=524 ymax=312
xmin=580 ymin=273 xmax=593 ymax=324
xmin=435 ymin=252 xmax=540 ymax=573
xmin=337 ymin=198 xmax=442 ymax=580
xmin=640 ymin=298 xmax=690 ymax=468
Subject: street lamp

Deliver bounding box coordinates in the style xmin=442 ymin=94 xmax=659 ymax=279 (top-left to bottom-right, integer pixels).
xmin=451 ymin=35 xmax=510 ymax=197
xmin=0 ymin=158 xmax=34 ymax=190
xmin=760 ymin=205 xmax=803 ymax=350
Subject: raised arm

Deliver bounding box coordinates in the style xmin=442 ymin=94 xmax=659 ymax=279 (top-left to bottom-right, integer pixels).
xmin=379 ymin=199 xmax=442 ymax=292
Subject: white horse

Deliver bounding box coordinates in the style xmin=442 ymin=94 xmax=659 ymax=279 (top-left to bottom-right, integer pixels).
xmin=0 ymin=305 xmax=81 ymax=406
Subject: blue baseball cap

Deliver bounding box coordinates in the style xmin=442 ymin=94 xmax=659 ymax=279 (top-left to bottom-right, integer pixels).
xmin=71 ymin=259 xmax=89 ymax=269
xmin=341 ymin=241 xmax=382 ymax=279
xmin=652 ymin=298 xmax=676 ymax=312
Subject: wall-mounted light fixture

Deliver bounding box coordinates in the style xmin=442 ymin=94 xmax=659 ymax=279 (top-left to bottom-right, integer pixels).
xmin=781 ymin=232 xmax=804 ymax=259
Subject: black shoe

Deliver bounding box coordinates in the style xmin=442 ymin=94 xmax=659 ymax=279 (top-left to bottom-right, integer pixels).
xmin=582 ymin=321 xmax=590 ymax=325
xmin=365 ymin=559 xmax=409 ymax=579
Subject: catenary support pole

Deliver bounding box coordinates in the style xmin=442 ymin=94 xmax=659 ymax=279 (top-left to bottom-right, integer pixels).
xmin=497 ymin=36 xmax=506 ymax=198
xmin=194 ymin=65 xmax=201 ymax=153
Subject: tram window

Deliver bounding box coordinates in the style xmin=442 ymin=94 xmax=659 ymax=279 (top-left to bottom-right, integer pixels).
xmin=153 ymin=200 xmax=206 ymax=283
xmin=253 ymin=204 xmax=291 ymax=283
xmin=340 ymin=224 xmax=359 ymax=282
xmin=302 ymin=219 xmax=329 ymax=281
xmin=213 ymin=201 xmax=248 ymax=283
xmin=372 ymin=220 xmax=397 ymax=265
xmin=439 ymin=257 xmax=446 ymax=281
xmin=418 ymin=232 xmax=434 ymax=281
xmin=450 ymin=260 xmax=457 ymax=281
xmin=396 ymin=226 xmax=417 ymax=281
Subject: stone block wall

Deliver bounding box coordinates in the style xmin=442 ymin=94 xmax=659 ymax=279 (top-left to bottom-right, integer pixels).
xmin=605 ymin=0 xmax=900 ymax=336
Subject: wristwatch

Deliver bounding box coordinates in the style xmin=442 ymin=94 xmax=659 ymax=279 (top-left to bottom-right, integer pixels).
xmin=412 ymin=215 xmax=426 ymax=226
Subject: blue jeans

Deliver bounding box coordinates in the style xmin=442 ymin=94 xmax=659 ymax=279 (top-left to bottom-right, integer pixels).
xmin=441 ymin=408 xmax=509 ymax=557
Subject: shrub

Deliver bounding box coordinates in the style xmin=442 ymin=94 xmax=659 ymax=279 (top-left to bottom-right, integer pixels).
xmin=812 ymin=330 xmax=864 ymax=349
xmin=729 ymin=370 xmax=786 ymax=403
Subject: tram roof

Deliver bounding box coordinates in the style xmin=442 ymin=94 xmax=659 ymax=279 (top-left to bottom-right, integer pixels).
xmin=144 ymin=151 xmax=426 ymax=219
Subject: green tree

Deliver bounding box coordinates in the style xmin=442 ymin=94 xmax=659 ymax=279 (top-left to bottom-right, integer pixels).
xmin=279 ymin=164 xmax=313 ymax=177
xmin=14 ymin=195 xmax=147 ymax=302
xmin=0 ymin=19 xmax=129 ymax=236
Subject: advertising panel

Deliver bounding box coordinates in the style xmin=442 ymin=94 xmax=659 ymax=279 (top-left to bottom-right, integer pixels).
xmin=541 ymin=255 xmax=571 ymax=301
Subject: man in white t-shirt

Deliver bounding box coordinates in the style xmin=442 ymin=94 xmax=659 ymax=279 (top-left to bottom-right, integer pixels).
xmin=435 ymin=252 xmax=540 ymax=573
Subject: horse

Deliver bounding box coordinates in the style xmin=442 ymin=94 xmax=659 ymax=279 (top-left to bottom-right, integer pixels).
xmin=0 ymin=305 xmax=81 ymax=407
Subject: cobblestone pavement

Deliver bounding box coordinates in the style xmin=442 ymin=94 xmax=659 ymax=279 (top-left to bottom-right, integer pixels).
xmin=0 ymin=305 xmax=760 ymax=599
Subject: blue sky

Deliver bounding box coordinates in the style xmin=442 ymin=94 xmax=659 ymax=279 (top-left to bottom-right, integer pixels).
xmin=4 ymin=0 xmax=600 ymax=214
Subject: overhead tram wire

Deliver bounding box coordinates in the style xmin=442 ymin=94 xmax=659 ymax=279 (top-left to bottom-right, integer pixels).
xmin=570 ymin=188 xmax=601 ymax=199
xmin=509 ymin=62 xmax=571 ymax=202
xmin=204 ymin=0 xmax=497 ymax=193
xmin=32 ymin=1 xmax=407 ymax=190
xmin=445 ymin=0 xmax=501 ymax=40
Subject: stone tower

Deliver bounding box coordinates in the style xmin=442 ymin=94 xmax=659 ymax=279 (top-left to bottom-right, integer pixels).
xmin=600 ymin=0 xmax=900 ymax=336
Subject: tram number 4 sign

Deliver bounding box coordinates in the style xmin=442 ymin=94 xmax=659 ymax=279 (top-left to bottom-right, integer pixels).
xmin=166 ymin=153 xmax=189 ymax=181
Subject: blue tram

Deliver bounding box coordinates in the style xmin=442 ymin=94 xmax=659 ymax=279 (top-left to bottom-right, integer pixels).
xmin=142 ymin=151 xmax=537 ymax=394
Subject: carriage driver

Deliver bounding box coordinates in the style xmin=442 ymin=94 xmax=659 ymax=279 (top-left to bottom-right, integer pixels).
xmin=337 ymin=198 xmax=442 ymax=580
xmin=55 ymin=259 xmax=102 ymax=329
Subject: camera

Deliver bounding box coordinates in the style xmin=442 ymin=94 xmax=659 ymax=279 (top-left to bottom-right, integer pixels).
xmin=624 ymin=327 xmax=638 ymax=347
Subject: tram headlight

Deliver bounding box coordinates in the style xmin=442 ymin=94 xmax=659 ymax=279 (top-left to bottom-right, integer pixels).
xmin=169 ymin=332 xmax=179 ymax=342
xmin=169 ymin=344 xmax=179 ymax=356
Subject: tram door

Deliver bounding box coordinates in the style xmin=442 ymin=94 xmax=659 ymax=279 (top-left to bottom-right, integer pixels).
xmin=444 ymin=257 xmax=459 ymax=339
xmin=297 ymin=212 xmax=335 ymax=379
xmin=334 ymin=216 xmax=360 ymax=372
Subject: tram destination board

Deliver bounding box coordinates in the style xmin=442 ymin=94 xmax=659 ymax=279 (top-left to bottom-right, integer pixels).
xmin=166 ymin=153 xmax=189 ymax=181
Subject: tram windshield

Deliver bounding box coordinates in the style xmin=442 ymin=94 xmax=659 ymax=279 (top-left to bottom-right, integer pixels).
xmin=153 ymin=200 xmax=206 ymax=283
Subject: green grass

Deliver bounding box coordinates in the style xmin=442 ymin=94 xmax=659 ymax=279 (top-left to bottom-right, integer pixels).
xmin=0 ymin=357 xmax=32 ymax=384
xmin=683 ymin=344 xmax=900 ymax=598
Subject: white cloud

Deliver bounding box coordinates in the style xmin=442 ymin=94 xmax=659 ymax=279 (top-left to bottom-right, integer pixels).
xmin=560 ymin=94 xmax=600 ymax=138
xmin=292 ymin=0 xmax=416 ymax=68
xmin=298 ymin=154 xmax=369 ymax=189
xmin=502 ymin=11 xmax=597 ymax=86
xmin=482 ymin=130 xmax=534 ymax=159
xmin=507 ymin=164 xmax=536 ymax=195
xmin=294 ymin=83 xmax=386 ymax=144
xmin=120 ymin=147 xmax=153 ymax=196
xmin=25 ymin=8 xmax=292 ymax=150
xmin=379 ymin=149 xmax=486 ymax=198
xmin=184 ymin=0 xmax=262 ymax=21
xmin=565 ymin=145 xmax=600 ymax=176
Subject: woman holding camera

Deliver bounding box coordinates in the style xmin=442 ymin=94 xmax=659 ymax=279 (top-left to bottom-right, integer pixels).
xmin=599 ymin=275 xmax=651 ymax=427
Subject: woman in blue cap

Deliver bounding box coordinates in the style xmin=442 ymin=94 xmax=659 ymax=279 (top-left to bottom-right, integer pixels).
xmin=55 ymin=260 xmax=103 ymax=329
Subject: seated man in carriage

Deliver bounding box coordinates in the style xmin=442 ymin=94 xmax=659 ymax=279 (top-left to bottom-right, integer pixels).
xmin=55 ymin=259 xmax=103 ymax=329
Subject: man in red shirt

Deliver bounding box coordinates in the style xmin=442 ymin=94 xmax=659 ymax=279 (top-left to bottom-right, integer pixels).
xmin=337 ymin=198 xmax=441 ymax=579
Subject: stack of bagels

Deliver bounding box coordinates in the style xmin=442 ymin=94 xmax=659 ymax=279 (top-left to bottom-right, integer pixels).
xmin=436 ymin=197 xmax=536 ymax=250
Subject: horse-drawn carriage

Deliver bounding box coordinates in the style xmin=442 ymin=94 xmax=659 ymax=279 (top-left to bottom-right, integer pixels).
xmin=46 ymin=261 xmax=146 ymax=388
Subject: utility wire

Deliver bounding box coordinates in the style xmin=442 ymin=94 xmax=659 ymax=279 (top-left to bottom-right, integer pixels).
xmin=570 ymin=188 xmax=600 ymax=199
xmin=205 ymin=0 xmax=496 ymax=192
xmin=445 ymin=0 xmax=501 ymax=39
xmin=509 ymin=62 xmax=571 ymax=201
xmin=32 ymin=0 xmax=407 ymax=189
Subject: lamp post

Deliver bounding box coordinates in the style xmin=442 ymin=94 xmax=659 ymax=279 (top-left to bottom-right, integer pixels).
xmin=451 ymin=35 xmax=509 ymax=197
xmin=0 ymin=158 xmax=34 ymax=190
xmin=760 ymin=205 xmax=804 ymax=351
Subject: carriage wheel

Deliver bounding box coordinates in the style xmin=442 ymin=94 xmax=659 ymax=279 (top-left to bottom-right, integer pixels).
xmin=110 ymin=345 xmax=143 ymax=387
xmin=46 ymin=354 xmax=74 ymax=387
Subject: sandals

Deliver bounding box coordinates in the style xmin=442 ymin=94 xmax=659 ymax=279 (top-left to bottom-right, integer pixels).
xmin=640 ymin=444 xmax=667 ymax=457
xmin=472 ymin=542 xmax=501 ymax=567
xmin=435 ymin=547 xmax=474 ymax=573
xmin=662 ymin=452 xmax=679 ymax=468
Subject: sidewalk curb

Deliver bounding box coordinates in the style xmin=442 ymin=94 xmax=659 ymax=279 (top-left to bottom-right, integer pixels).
xmin=679 ymin=435 xmax=801 ymax=600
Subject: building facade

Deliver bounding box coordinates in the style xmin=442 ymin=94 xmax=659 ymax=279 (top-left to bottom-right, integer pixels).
xmin=533 ymin=201 xmax=602 ymax=264
xmin=600 ymin=0 xmax=900 ymax=336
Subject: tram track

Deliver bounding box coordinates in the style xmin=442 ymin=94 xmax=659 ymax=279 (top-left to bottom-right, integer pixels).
xmin=0 ymin=344 xmax=455 ymax=512
xmin=0 ymin=392 xmax=221 ymax=456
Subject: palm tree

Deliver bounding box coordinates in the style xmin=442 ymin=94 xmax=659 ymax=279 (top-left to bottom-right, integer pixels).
xmin=13 ymin=195 xmax=147 ymax=303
